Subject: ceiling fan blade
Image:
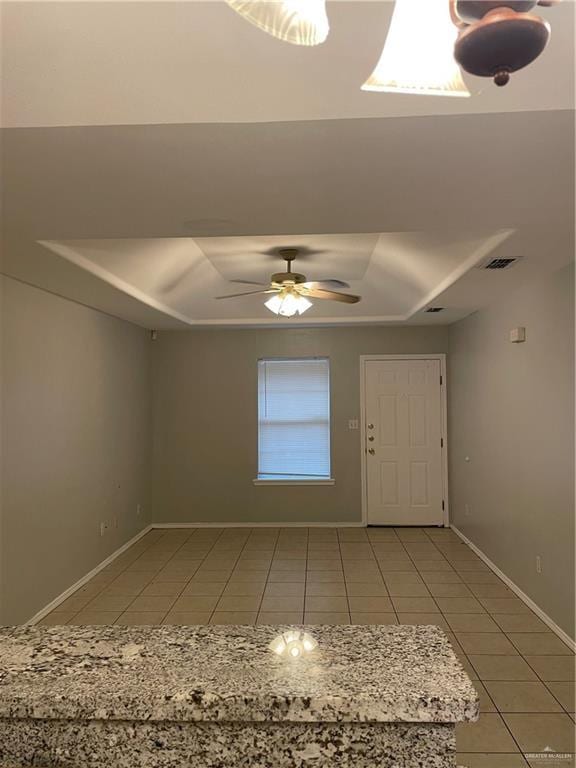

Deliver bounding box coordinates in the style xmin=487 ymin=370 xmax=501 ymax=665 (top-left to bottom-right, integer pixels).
xmin=214 ymin=289 xmax=278 ymax=300
xmin=301 ymin=280 xmax=350 ymax=290
xmin=229 ymin=279 xmax=268 ymax=286
xmin=300 ymin=288 xmax=361 ymax=304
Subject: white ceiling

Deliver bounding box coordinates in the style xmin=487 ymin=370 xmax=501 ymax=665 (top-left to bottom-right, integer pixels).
xmin=1 ymin=3 xmax=573 ymax=328
xmin=2 ymin=1 xmax=573 ymax=128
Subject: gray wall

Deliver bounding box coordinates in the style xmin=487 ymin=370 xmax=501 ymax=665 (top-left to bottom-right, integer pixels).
xmin=448 ymin=263 xmax=575 ymax=638
xmin=151 ymin=326 xmax=448 ymax=525
xmin=0 ymin=277 xmax=152 ymax=624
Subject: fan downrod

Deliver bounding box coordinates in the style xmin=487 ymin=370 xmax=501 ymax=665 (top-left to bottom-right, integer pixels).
xmin=278 ymin=247 xmax=299 ymax=264
xmin=272 ymin=248 xmax=307 ymax=285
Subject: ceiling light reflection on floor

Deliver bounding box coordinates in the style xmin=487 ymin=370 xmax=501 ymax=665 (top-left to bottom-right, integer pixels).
xmin=269 ymin=630 xmax=319 ymax=658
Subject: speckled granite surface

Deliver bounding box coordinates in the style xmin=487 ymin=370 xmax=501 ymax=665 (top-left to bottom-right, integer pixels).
xmin=0 ymin=624 xmax=478 ymax=724
xmin=0 ymin=625 xmax=478 ymax=767
xmin=0 ymin=720 xmax=456 ymax=767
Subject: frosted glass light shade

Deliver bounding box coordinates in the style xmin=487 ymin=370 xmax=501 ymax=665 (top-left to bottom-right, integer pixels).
xmin=227 ymin=0 xmax=329 ymax=46
xmin=265 ymin=290 xmax=312 ymax=317
xmin=362 ymin=0 xmax=471 ymax=97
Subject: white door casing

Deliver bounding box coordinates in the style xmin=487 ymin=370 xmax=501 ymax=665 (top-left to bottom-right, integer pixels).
xmin=361 ymin=357 xmax=447 ymax=526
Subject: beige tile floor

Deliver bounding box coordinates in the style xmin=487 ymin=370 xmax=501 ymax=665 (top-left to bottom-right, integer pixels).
xmin=40 ymin=526 xmax=575 ymax=766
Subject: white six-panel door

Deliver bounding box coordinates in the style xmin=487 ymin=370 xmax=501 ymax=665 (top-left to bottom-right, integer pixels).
xmin=364 ymin=358 xmax=444 ymax=526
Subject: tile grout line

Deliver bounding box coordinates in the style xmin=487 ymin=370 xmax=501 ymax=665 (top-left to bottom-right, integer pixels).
xmin=302 ymin=528 xmax=310 ymax=625
xmin=158 ymin=527 xmax=213 ymax=625
xmin=120 ymin=528 xmax=198 ymax=625
xmin=152 ymin=527 xmax=209 ymax=626
xmin=161 ymin=528 xmax=224 ymax=625
xmin=369 ymin=531 xmax=400 ymax=625
xmin=254 ymin=528 xmax=282 ymax=625
xmin=184 ymin=529 xmax=226 ymax=624
xmin=337 ymin=529 xmax=352 ymax=624
xmin=64 ymin=528 xmax=169 ymax=625
xmin=539 ymin=682 xmax=575 ymax=714
xmin=207 ymin=529 xmax=246 ymax=625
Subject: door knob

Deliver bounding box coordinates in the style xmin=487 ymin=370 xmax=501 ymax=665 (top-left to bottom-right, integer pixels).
xmin=368 ymin=436 xmax=374 ymax=442
xmin=368 ymin=448 xmax=375 ymax=455
xmin=367 ymin=423 xmax=374 ymax=430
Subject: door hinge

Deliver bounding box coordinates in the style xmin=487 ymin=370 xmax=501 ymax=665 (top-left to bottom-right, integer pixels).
xmin=440 ymin=437 xmax=444 ymax=448
xmin=442 ymin=500 xmax=445 ymax=511
xmin=440 ymin=375 xmax=443 ymax=385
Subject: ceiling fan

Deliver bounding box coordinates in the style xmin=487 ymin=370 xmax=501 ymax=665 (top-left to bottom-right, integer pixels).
xmin=214 ymin=247 xmax=361 ymax=317
xmin=227 ymin=0 xmax=559 ymax=95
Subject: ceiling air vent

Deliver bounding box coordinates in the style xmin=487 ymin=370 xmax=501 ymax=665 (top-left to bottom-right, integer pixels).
xmin=478 ymin=257 xmax=521 ymax=270
xmin=426 ymin=307 xmax=444 ymax=313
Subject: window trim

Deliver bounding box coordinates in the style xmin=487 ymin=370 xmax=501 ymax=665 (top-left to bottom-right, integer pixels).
xmin=253 ymin=477 xmax=335 ymax=486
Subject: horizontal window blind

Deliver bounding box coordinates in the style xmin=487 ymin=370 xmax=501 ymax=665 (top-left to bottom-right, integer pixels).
xmin=258 ymin=358 xmax=331 ymax=480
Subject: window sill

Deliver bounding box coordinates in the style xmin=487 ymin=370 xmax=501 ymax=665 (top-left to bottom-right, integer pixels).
xmin=253 ymin=478 xmax=335 ymax=486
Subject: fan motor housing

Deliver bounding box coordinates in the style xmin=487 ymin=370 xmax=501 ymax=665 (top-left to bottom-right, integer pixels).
xmin=271 ymin=272 xmax=307 ymax=285
xmin=455 ymin=0 xmax=538 ymax=23
xmin=454 ymin=7 xmax=550 ymax=83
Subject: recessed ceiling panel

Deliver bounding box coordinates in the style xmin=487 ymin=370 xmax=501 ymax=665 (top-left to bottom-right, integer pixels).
xmin=194 ymin=233 xmax=379 ymax=282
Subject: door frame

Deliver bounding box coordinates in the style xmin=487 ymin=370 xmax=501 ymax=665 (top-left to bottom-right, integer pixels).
xmin=359 ymin=354 xmax=449 ymax=528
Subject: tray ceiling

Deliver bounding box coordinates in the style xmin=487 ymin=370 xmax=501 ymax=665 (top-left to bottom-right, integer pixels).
xmin=36 ymin=229 xmax=516 ymax=325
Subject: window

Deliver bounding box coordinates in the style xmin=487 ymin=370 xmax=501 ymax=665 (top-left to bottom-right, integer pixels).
xmin=257 ymin=358 xmax=331 ymax=483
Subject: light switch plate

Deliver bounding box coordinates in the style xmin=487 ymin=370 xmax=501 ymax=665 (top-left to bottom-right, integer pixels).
xmin=348 ymin=419 xmax=359 ymax=430
xmin=510 ymin=327 xmax=526 ymax=343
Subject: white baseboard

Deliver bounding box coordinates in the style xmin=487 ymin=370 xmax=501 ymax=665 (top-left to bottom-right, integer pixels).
xmin=451 ymin=525 xmax=575 ymax=652
xmin=27 ymin=525 xmax=153 ymax=626
xmin=150 ymin=521 xmax=366 ymax=528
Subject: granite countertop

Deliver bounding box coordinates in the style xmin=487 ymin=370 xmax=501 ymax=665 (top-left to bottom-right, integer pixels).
xmin=0 ymin=624 xmax=479 ymax=725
